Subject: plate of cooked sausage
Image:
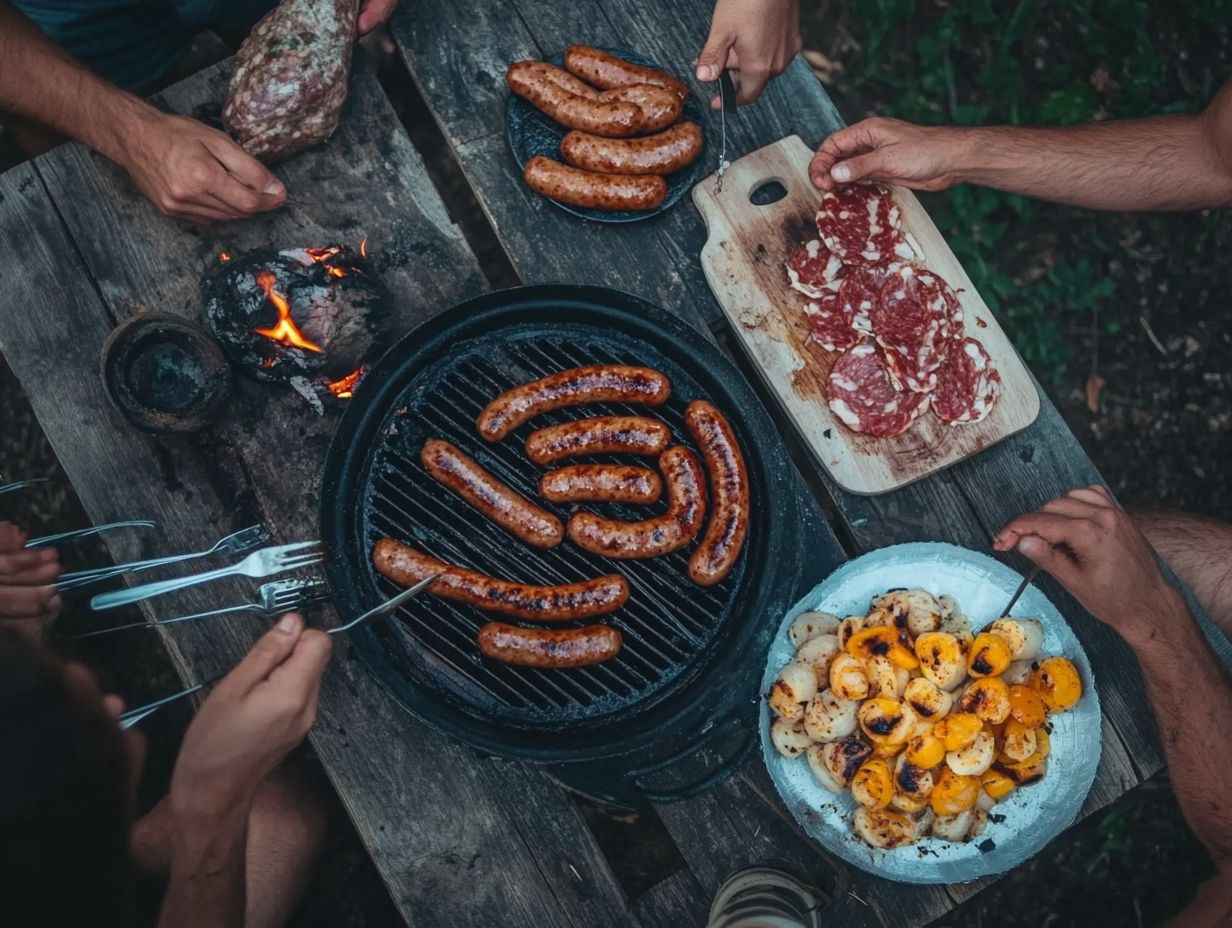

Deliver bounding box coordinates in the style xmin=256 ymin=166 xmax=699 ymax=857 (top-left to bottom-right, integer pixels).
xmin=506 ymin=45 xmax=707 ymax=221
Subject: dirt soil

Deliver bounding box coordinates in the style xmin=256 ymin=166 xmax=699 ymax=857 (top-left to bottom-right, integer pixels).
xmin=1 ymin=6 xmax=1228 ymax=928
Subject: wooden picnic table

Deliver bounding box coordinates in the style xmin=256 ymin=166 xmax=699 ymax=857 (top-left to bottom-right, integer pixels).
xmin=0 ymin=2 xmax=1164 ymax=925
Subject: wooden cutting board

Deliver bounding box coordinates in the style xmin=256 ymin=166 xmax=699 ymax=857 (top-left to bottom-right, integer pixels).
xmin=693 ymin=135 xmax=1040 ymax=495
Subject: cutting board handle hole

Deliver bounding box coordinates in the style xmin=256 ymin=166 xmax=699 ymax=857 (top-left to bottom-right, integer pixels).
xmin=748 ymin=180 xmax=787 ymax=206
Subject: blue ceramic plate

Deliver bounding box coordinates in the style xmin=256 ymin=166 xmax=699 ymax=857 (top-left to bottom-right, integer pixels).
xmin=505 ymin=48 xmax=707 ymax=223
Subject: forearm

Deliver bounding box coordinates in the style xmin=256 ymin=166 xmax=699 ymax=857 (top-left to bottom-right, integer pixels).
xmin=1120 ymin=589 xmax=1232 ymax=864
xmin=0 ymin=2 xmax=156 ymax=162
xmin=158 ymin=805 xmax=249 ymax=928
xmin=946 ymin=116 xmax=1232 ymax=210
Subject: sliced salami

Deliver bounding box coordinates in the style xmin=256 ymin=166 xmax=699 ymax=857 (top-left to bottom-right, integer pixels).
xmin=786 ymin=239 xmax=846 ymax=298
xmin=932 ymin=337 xmax=1001 ymax=425
xmin=803 ymin=293 xmax=860 ymax=352
xmin=836 ymin=265 xmax=885 ymax=337
xmin=826 ymin=342 xmax=931 ymax=438
xmin=815 ymin=183 xmax=914 ymax=267
xmin=871 ymin=265 xmax=954 ymax=393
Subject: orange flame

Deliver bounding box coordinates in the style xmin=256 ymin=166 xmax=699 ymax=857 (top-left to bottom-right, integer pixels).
xmin=359 ymin=237 xmax=368 ymax=258
xmin=326 ymin=367 xmax=363 ymax=399
xmin=252 ymin=271 xmax=323 ymax=353
xmin=219 ymin=251 xmax=232 ymax=262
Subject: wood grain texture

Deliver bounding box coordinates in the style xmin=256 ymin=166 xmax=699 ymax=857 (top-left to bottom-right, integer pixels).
xmin=693 ymin=135 xmax=1040 ymax=495
xmin=0 ymin=57 xmax=644 ymax=928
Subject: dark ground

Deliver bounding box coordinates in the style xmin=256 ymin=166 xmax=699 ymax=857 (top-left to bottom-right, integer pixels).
xmin=1 ymin=2 xmax=1228 ymax=926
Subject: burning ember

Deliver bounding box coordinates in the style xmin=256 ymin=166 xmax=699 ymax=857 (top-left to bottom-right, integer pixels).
xmin=201 ymin=241 xmax=390 ymax=407
xmin=253 ymin=271 xmax=324 ymax=352
xmin=326 ymin=366 xmax=364 ymax=399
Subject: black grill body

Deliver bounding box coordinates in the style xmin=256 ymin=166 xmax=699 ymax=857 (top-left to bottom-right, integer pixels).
xmin=320 ymin=285 xmax=810 ymax=806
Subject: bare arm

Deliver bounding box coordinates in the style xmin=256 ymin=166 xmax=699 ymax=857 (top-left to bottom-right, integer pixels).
xmin=0 ymin=1 xmax=286 ymax=223
xmin=996 ymin=486 xmax=1232 ymax=925
xmin=809 ymin=77 xmax=1232 ymax=211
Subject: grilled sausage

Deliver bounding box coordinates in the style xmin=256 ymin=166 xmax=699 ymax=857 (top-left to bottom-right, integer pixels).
xmin=541 ymin=464 xmax=663 ymax=504
xmin=564 ymin=45 xmax=689 ymax=102
xmin=597 ymin=84 xmax=682 ymax=131
xmin=478 ymin=365 xmax=671 ymax=441
xmin=373 ymin=539 xmax=629 ymax=621
xmin=523 ymin=156 xmax=666 ymax=212
xmin=507 ymin=61 xmax=644 ymax=137
xmin=567 ymin=446 xmax=706 ymax=558
xmin=477 ymin=622 xmax=623 ymax=667
xmin=684 ymin=400 xmax=750 ymax=586
xmin=525 ymin=415 xmax=671 ymax=465
xmin=420 ymin=439 xmax=563 ymax=548
xmin=524 ymin=67 xmax=682 ymax=131
xmin=561 ymin=122 xmax=702 ymax=176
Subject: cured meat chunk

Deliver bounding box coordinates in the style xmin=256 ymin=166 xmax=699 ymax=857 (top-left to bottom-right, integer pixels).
xmin=224 ymin=0 xmax=360 ymax=162
xmin=826 ymin=342 xmax=930 ymax=437
xmin=871 ymin=265 xmax=955 ymax=393
xmin=816 ymin=184 xmax=913 ymax=267
xmin=786 ymin=239 xmax=846 ymax=298
xmin=932 ymin=338 xmax=1001 ymax=425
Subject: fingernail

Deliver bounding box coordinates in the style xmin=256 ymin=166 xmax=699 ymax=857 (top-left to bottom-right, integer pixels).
xmin=832 ymin=164 xmax=851 ymax=182
xmin=48 ymin=594 xmax=63 ymax=611
xmin=278 ymin=615 xmax=297 ymax=633
xmin=264 ymin=180 xmax=285 ymax=196
xmin=697 ymin=65 xmax=716 ymax=80
xmin=1018 ymin=536 xmax=1044 ymax=556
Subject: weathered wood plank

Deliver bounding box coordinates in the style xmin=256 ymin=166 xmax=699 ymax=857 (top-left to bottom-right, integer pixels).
xmin=629 ymin=869 xmax=710 ymax=928
xmin=2 ymin=58 xmax=645 ymax=928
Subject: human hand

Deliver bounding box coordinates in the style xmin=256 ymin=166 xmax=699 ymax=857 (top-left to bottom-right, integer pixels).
xmin=695 ymin=0 xmax=801 ymax=108
xmin=0 ymin=521 xmax=62 ymax=636
xmin=809 ymin=117 xmax=971 ymax=192
xmin=170 ymin=613 xmax=331 ymax=820
xmin=358 ymin=0 xmax=399 ymax=34
xmin=993 ymin=485 xmax=1179 ymax=634
xmin=116 ymin=111 xmax=287 ymax=224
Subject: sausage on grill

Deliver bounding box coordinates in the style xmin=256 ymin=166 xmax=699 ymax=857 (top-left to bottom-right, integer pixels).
xmin=540 ymin=464 xmax=662 ymax=504
xmin=567 ymin=446 xmax=706 ymax=558
xmin=523 ymin=156 xmax=667 ymax=212
xmin=373 ymin=539 xmax=628 ymax=621
xmin=477 ymin=365 xmax=671 ymax=441
xmin=684 ymin=400 xmax=750 ymax=586
xmin=477 ymin=622 xmax=623 ymax=667
xmin=561 ymin=121 xmax=702 ymax=176
xmin=421 ymin=439 xmax=563 ymax=548
xmin=507 ymin=60 xmax=645 ymax=137
xmin=525 ymin=415 xmax=671 ymax=465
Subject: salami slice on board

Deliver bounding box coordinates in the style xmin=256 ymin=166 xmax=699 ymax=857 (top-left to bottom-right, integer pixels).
xmin=826 ymin=342 xmax=930 ymax=437
xmin=871 ymin=265 xmax=954 ymax=393
xmin=803 ymin=294 xmax=860 ymax=352
xmin=932 ymin=337 xmax=1001 ymax=425
xmin=786 ymin=239 xmax=846 ymax=298
xmin=815 ymin=183 xmax=914 ymax=267
xmin=836 ymin=265 xmax=886 ymax=337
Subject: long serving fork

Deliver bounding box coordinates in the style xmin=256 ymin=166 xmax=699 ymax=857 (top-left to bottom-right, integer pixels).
xmin=57 ymin=525 xmax=270 ymax=591
xmin=26 ymin=520 xmax=156 ymax=548
xmin=74 ymin=577 xmax=331 ymax=640
xmin=0 ymin=476 xmax=50 ymax=496
xmin=118 ymin=579 xmax=436 ymax=729
xmin=91 ymin=542 xmax=323 ymax=611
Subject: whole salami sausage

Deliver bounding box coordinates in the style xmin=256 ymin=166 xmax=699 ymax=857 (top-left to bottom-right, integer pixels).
xmin=223 ymin=0 xmax=360 ymax=162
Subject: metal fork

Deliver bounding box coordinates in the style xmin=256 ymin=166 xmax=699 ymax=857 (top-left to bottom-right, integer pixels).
xmin=118 ymin=582 xmax=433 ymax=729
xmin=0 ymin=477 xmax=50 ymax=496
xmin=26 ymin=520 xmax=155 ymax=548
xmin=74 ymin=577 xmax=331 ymax=640
xmin=57 ymin=525 xmax=269 ymax=590
xmin=326 ymin=574 xmax=439 ymax=635
xmin=90 ymin=541 xmax=323 ymax=611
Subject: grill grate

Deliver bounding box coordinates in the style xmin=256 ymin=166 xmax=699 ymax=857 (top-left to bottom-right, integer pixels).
xmin=354 ymin=321 xmax=756 ymax=730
